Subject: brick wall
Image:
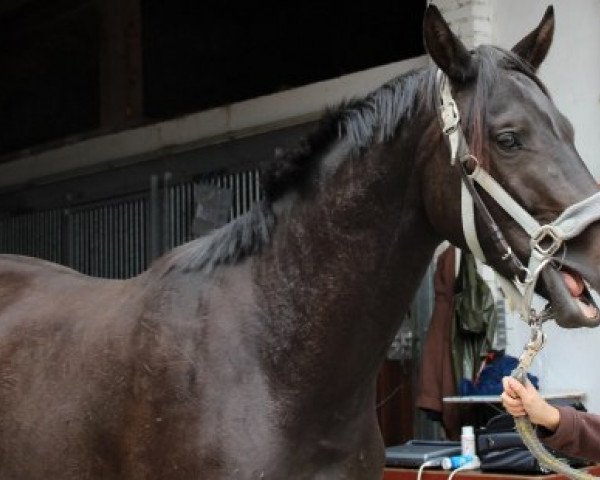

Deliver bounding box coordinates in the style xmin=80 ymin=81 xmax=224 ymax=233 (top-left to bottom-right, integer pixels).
xmin=429 ymin=0 xmax=492 ymax=48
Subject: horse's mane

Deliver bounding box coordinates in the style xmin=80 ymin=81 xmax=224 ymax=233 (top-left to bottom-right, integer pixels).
xmin=160 ymin=203 xmax=275 ymax=274
xmin=164 ymin=45 xmax=545 ymax=274
xmin=261 ymin=67 xmax=437 ymax=204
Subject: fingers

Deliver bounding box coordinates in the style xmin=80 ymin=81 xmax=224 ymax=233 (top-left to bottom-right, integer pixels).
xmin=501 ymin=389 xmax=520 ymax=409
xmin=501 ymin=376 xmax=512 ymax=393
xmin=509 ymin=377 xmax=542 ymax=406
xmin=501 ymin=376 xmax=556 ymax=426
xmin=506 ymin=376 xmax=528 ymax=396
xmin=502 ymin=377 xmax=517 ymax=399
xmin=502 ymin=397 xmax=527 ymax=417
xmin=501 ymin=389 xmax=525 ymax=413
xmin=505 ymin=405 xmax=527 ymax=417
xmin=502 ymin=376 xmax=527 ymax=418
xmin=502 ymin=376 xmax=526 ymax=401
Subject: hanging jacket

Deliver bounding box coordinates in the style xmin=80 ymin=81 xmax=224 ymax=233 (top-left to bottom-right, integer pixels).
xmin=416 ymin=247 xmax=498 ymax=439
xmin=416 ymin=246 xmax=462 ymax=439
xmin=451 ymin=251 xmax=497 ymax=389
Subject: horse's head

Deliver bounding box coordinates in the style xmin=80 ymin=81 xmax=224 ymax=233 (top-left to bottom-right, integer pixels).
xmin=421 ymin=5 xmax=600 ymax=329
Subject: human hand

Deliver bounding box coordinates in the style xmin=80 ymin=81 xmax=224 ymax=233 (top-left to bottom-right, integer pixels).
xmin=501 ymin=376 xmax=560 ymax=431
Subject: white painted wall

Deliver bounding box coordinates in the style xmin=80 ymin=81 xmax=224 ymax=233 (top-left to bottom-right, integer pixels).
xmin=492 ymin=1 xmax=600 ymax=413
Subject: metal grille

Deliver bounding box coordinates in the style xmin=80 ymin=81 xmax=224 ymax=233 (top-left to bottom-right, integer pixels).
xmin=164 ymin=181 xmax=195 ymax=251
xmin=0 ymin=209 xmax=63 ymax=263
xmin=201 ymin=169 xmax=262 ymax=220
xmin=0 ymin=169 xmax=263 ymax=279
xmin=67 ymin=197 xmax=148 ymax=278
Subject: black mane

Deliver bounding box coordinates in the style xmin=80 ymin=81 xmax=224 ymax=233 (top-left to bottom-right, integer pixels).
xmin=163 ymin=202 xmax=275 ymax=274
xmin=165 ymin=45 xmax=546 ymax=274
xmin=261 ymin=45 xmax=544 ymax=203
xmin=261 ymin=67 xmax=435 ymax=203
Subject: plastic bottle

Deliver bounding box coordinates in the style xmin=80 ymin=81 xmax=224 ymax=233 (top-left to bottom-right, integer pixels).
xmin=461 ymin=425 xmax=476 ymax=457
xmin=441 ymin=454 xmax=473 ymax=470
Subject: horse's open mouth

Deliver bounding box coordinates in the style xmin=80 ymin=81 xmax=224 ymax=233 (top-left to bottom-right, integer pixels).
xmin=541 ymin=266 xmax=600 ymax=328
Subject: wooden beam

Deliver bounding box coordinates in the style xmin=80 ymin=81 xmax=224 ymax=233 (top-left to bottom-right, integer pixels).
xmin=0 ymin=55 xmax=428 ymax=191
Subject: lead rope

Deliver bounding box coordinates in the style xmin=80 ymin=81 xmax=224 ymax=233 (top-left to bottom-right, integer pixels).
xmin=511 ymin=322 xmax=597 ymax=479
xmin=436 ymin=69 xmax=600 ymax=479
xmin=509 ymin=265 xmax=597 ymax=479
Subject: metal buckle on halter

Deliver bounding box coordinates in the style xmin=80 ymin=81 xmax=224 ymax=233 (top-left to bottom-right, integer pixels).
xmin=514 ymin=321 xmax=546 ymax=375
xmin=531 ymin=225 xmax=563 ymax=256
xmin=439 ymin=99 xmax=460 ymax=135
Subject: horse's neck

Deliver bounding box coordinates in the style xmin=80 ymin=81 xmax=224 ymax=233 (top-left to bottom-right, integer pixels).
xmin=256 ymin=132 xmax=439 ymax=409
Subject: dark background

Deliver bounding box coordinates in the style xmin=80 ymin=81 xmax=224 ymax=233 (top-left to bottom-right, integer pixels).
xmin=0 ymin=0 xmax=424 ymax=157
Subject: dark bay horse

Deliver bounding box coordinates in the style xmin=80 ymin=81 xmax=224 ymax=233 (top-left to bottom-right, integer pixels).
xmin=1 ymin=5 xmax=600 ymax=479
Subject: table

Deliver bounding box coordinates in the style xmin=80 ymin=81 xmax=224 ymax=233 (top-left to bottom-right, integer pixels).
xmin=383 ymin=464 xmax=600 ymax=479
xmin=443 ymin=391 xmax=585 ymax=404
xmin=442 ymin=391 xmax=586 ymax=428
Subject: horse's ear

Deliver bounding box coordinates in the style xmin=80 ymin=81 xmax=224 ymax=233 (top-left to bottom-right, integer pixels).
xmin=423 ymin=4 xmax=475 ymax=83
xmin=511 ymin=6 xmax=555 ymax=70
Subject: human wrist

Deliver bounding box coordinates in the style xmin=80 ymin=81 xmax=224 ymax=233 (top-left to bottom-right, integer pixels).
xmin=540 ymin=405 xmax=560 ymax=431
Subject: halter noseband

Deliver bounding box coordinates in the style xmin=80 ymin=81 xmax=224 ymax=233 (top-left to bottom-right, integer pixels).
xmin=436 ymin=69 xmax=600 ymax=324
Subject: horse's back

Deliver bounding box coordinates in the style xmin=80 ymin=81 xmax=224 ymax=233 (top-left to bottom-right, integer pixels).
xmin=0 ymin=253 xmax=81 ymax=273
xmin=0 ymin=254 xmax=255 ymax=479
xmin=0 ymin=253 xmax=135 ymax=324
xmin=0 ymin=254 xmax=145 ymax=479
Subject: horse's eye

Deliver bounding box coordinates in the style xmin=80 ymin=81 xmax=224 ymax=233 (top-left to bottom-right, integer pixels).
xmin=496 ymin=132 xmax=521 ymax=150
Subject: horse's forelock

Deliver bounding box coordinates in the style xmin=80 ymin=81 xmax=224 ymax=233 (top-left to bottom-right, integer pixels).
xmin=464 ymin=45 xmax=548 ymax=169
